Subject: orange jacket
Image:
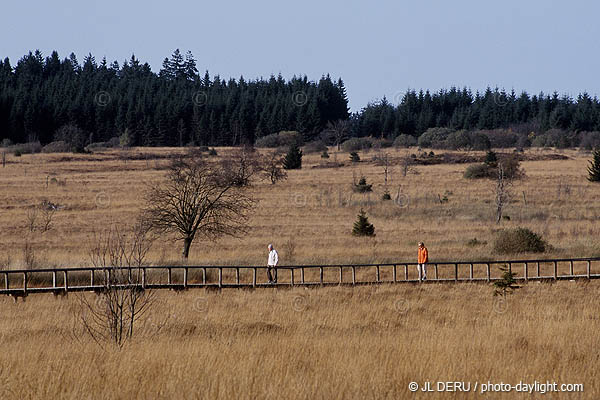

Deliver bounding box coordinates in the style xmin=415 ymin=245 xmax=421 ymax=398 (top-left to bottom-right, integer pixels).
xmin=418 ymin=247 xmax=428 ymax=264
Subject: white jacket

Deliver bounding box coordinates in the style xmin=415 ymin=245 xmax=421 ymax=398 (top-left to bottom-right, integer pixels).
xmin=268 ymin=249 xmax=279 ymax=266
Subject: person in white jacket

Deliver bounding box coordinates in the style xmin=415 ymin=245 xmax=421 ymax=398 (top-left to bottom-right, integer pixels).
xmin=267 ymin=244 xmax=279 ymax=284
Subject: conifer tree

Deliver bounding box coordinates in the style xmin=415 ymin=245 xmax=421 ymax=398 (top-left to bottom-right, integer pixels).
xmin=352 ymin=209 xmax=375 ymax=236
xmin=283 ymin=142 xmax=302 ymax=169
xmin=587 ymin=148 xmax=600 ymax=182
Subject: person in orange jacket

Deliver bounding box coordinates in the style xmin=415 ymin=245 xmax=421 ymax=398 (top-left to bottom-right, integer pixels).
xmin=417 ymin=242 xmax=428 ymax=281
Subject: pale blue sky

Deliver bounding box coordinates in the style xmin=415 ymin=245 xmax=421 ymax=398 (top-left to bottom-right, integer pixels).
xmin=1 ymin=0 xmax=598 ymax=110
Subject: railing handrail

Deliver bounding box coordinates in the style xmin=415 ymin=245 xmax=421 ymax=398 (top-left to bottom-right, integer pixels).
xmin=3 ymin=256 xmax=600 ymax=274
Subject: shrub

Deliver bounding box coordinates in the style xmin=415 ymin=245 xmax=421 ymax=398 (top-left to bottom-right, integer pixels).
xmin=303 ymin=140 xmax=327 ymax=154
xmin=42 ymin=141 xmax=71 ymax=153
xmin=321 ymin=150 xmax=330 ymax=159
xmin=498 ymin=154 xmax=524 ymax=180
xmin=493 ymin=228 xmax=546 ymax=254
xmin=372 ymin=138 xmax=393 ymax=149
xmin=469 ymin=131 xmax=492 ymax=150
xmin=352 ymin=209 xmax=375 ymax=237
xmin=381 ymin=190 xmax=392 ymax=201
xmin=579 ymin=131 xmax=600 ymax=150
xmin=484 ymin=150 xmax=498 ymax=167
xmin=1 ymin=138 xmax=12 ymax=148
xmin=349 ymin=152 xmax=360 ymax=162
xmin=208 ymin=148 xmax=218 ymax=156
xmin=417 ymin=127 xmax=453 ymax=148
xmin=54 ymin=124 xmax=88 ymax=153
xmin=480 ymin=129 xmax=519 ymax=148
xmin=394 ymin=134 xmax=417 ymax=148
xmin=10 ymin=141 xmax=42 ymax=155
xmin=256 ymin=131 xmax=303 ymax=148
xmin=464 ymin=164 xmax=494 ymax=179
xmin=341 ymin=137 xmax=373 ymax=152
xmin=445 ymin=130 xmax=471 ymax=150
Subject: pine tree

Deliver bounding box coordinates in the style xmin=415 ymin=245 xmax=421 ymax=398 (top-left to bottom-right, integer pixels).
xmin=283 ymin=142 xmax=302 ymax=169
xmin=587 ymin=148 xmax=600 ymax=182
xmin=352 ymin=209 xmax=375 ymax=236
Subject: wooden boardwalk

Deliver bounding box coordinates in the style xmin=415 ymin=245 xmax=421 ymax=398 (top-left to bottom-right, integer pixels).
xmin=2 ymin=257 xmax=599 ymax=299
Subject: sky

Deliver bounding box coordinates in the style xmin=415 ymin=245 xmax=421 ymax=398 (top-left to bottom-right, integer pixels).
xmin=1 ymin=0 xmax=599 ymax=111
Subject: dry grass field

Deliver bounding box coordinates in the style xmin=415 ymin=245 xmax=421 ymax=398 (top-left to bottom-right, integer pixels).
xmin=0 ymin=146 xmax=599 ymax=398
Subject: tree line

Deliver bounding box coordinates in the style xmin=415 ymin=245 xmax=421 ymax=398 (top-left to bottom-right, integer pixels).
xmin=1 ymin=49 xmax=600 ymax=148
xmin=0 ymin=49 xmax=349 ymax=147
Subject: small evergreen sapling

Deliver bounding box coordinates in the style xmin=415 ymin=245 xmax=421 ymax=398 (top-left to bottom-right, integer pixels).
xmin=352 ymin=208 xmax=375 ymax=236
xmin=493 ymin=265 xmax=520 ymax=297
xmin=587 ymin=148 xmax=600 ymax=182
xmin=283 ymin=142 xmax=302 ymax=170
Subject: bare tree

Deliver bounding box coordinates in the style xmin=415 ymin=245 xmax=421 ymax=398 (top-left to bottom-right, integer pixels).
xmin=262 ymin=150 xmax=287 ymax=184
xmin=39 ymin=206 xmax=56 ymax=233
xmin=324 ymin=120 xmax=350 ymax=150
xmin=26 ymin=208 xmax=38 ymax=232
xmin=400 ymin=153 xmax=414 ymax=177
xmin=80 ymin=220 xmax=156 ymax=348
xmin=144 ymin=154 xmax=256 ymax=259
xmin=494 ymin=165 xmax=512 ymax=223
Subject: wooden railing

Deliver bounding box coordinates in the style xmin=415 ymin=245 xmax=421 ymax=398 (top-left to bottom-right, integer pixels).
xmin=2 ymin=257 xmax=599 ymax=299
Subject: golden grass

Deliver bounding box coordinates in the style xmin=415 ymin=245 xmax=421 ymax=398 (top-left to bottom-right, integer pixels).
xmin=1 ymin=146 xmax=599 ymax=267
xmin=0 ymin=147 xmax=599 ymax=398
xmin=0 ymin=282 xmax=597 ymax=399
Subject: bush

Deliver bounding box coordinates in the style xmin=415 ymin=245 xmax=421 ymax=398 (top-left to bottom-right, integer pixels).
xmin=321 ymin=150 xmax=330 ymax=159
xmin=493 ymin=228 xmax=546 ymax=254
xmin=445 ymin=130 xmax=471 ymax=150
xmin=256 ymin=131 xmax=303 ymax=148
xmin=10 ymin=141 xmax=42 ymax=155
xmin=54 ymin=124 xmax=88 ymax=153
xmin=480 ymin=129 xmax=519 ymax=148
xmin=417 ymin=127 xmax=453 ymax=148
xmin=208 ymin=148 xmax=218 ymax=156
xmin=1 ymin=138 xmax=12 ymax=148
xmin=349 ymin=152 xmax=360 ymax=162
xmin=466 ymin=238 xmax=487 ymax=247
xmin=372 ymin=138 xmax=393 ymax=149
xmin=498 ymin=154 xmax=524 ymax=180
xmin=394 ymin=134 xmax=417 ymax=148
xmin=341 ymin=137 xmax=373 ymax=152
xmin=42 ymin=141 xmax=71 ymax=153
xmin=579 ymin=131 xmax=600 ymax=150
xmin=464 ymin=164 xmax=494 ymax=179
xmin=303 ymin=140 xmax=327 ymax=154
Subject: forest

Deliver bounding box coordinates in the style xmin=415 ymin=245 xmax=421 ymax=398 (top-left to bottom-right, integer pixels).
xmin=1 ymin=49 xmax=600 ymax=148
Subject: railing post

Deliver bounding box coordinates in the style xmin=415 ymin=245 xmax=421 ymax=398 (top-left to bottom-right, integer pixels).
xmin=587 ymin=260 xmax=591 ymax=279
xmin=553 ymin=261 xmax=558 ymax=280
xmin=469 ymin=263 xmax=473 ymax=280
xmin=142 ymin=268 xmax=146 ymax=289
xmin=64 ymin=270 xmax=68 ymax=292
xmin=486 ymin=263 xmax=490 ymax=282
xmin=569 ymin=261 xmax=574 ymax=276
xmin=90 ymin=270 xmax=94 ymax=286
xmin=454 ymin=264 xmax=458 ymax=282
xmin=4 ymin=272 xmax=8 ymax=290
xmin=508 ymin=262 xmax=512 ymax=275
xmin=184 ymin=267 xmax=188 ymax=288
xmin=23 ymin=272 xmax=27 ymax=294
xmin=218 ymin=268 xmax=222 ymax=288
xmin=376 ymin=265 xmax=380 ymax=283
xmin=524 ymin=263 xmax=528 ymax=282
xmin=168 ymin=268 xmax=172 ymax=286
xmin=202 ymin=268 xmax=206 ymax=284
xmin=404 ymin=264 xmax=408 ymax=281
xmin=392 ymin=264 xmax=397 ymax=282
xmin=319 ymin=267 xmax=323 ymax=285
xmin=339 ymin=266 xmax=343 ymax=284
xmin=236 ymin=268 xmax=240 ymax=285
xmin=536 ymin=262 xmax=540 ymax=278
xmin=435 ymin=264 xmax=438 ymax=280
xmin=352 ymin=266 xmax=356 ymax=285
xmin=291 ymin=269 xmax=295 ymax=286
xmin=252 ymin=267 xmax=257 ymax=287
xmin=53 ymin=271 xmax=57 ymax=288
xmin=301 ymin=267 xmax=305 ymax=284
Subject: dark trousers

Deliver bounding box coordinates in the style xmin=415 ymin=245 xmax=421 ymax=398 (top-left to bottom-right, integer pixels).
xmin=267 ymin=265 xmax=277 ymax=282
